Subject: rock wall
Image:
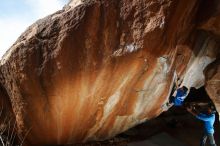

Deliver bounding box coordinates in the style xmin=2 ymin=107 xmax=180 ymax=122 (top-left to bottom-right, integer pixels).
xmin=182 ymin=32 xmax=219 ymax=88
xmin=205 ymin=59 xmax=220 ymax=120
xmin=0 ymin=0 xmax=219 ymax=145
xmin=183 ymin=0 xmax=220 ymax=117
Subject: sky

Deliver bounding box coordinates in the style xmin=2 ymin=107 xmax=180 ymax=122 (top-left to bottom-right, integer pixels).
xmin=0 ymin=0 xmax=69 ymax=58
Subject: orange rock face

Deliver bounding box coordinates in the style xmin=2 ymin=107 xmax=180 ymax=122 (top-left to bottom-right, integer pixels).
xmin=0 ymin=0 xmax=219 ymax=145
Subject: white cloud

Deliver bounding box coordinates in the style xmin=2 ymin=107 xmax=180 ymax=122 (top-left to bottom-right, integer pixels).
xmin=0 ymin=0 xmax=68 ymax=59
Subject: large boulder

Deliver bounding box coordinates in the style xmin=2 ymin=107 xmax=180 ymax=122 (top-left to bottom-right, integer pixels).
xmin=0 ymin=0 xmax=219 ymax=145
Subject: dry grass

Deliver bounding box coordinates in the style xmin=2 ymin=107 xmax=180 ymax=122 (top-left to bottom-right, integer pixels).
xmin=0 ymin=102 xmax=20 ymax=146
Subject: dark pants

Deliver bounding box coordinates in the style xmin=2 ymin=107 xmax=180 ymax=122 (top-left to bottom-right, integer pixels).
xmin=200 ymin=133 xmax=217 ymax=146
xmin=169 ymin=96 xmax=175 ymax=103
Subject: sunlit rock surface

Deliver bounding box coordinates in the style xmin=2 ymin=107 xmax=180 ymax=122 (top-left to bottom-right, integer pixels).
xmin=182 ymin=33 xmax=219 ymax=88
xmin=0 ymin=0 xmax=219 ymax=145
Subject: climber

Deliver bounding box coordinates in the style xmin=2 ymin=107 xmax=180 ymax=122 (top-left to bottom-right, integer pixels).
xmin=187 ymin=106 xmax=217 ymax=146
xmin=170 ymin=86 xmax=188 ymax=106
xmin=162 ymin=86 xmax=188 ymax=110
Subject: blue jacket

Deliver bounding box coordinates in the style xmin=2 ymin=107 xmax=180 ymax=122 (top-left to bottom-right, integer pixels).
xmin=196 ymin=113 xmax=215 ymax=134
xmin=173 ymin=89 xmax=187 ymax=106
